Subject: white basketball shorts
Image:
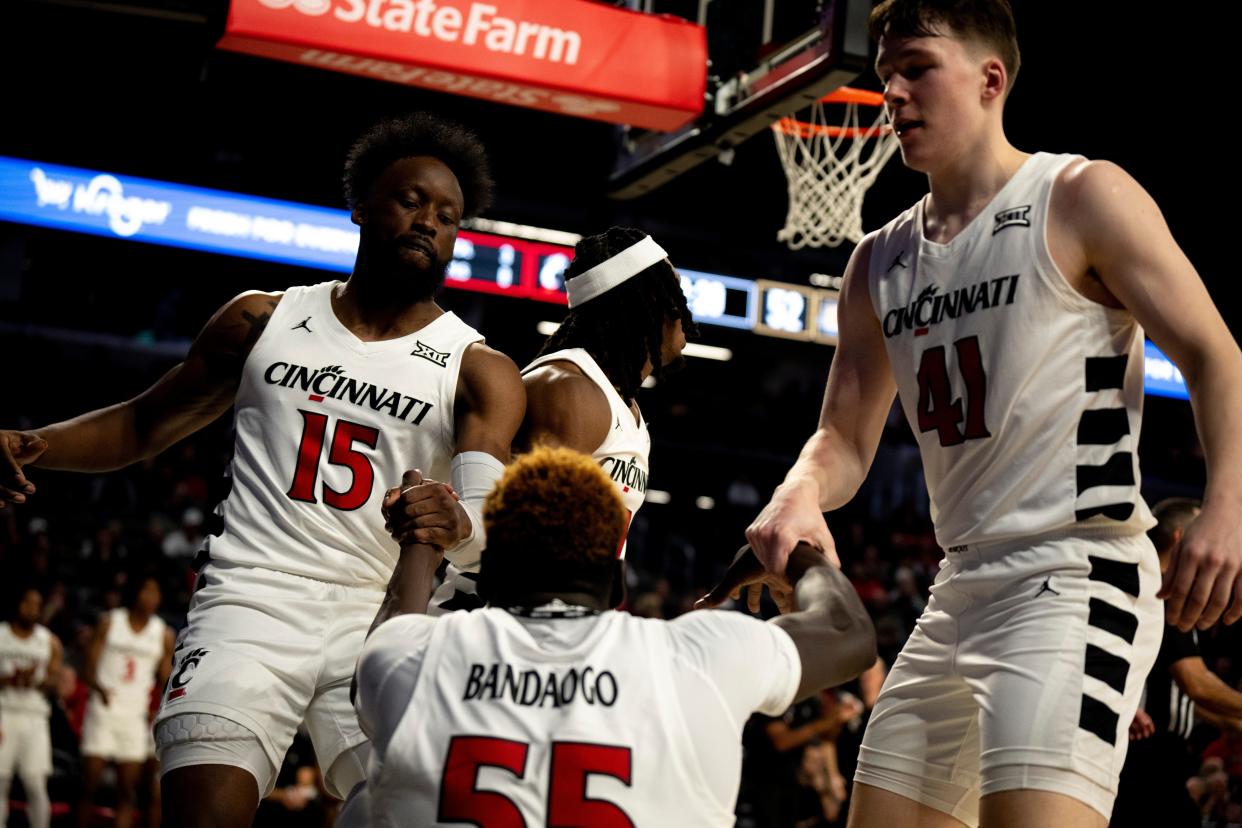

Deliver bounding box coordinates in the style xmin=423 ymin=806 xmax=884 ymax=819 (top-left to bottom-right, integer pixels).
xmin=0 ymin=710 xmax=51 ymax=777
xmin=854 ymin=528 xmax=1163 ymax=826
xmin=153 ymin=562 xmax=383 ymax=796
xmin=80 ymin=699 xmax=154 ymax=763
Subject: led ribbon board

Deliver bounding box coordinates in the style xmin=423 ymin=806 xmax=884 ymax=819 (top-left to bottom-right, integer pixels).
xmin=0 ymin=155 xmax=1186 ymax=398
xmin=1144 ymin=340 xmax=1189 ymax=400
xmin=679 ymin=269 xmax=758 ymax=331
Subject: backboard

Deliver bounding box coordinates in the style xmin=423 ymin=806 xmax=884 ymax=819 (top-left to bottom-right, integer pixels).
xmin=608 ymin=0 xmax=873 ymax=200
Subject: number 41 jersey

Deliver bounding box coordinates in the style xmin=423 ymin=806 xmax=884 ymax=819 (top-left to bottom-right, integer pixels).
xmin=205 ymin=280 xmax=483 ymax=588
xmin=868 ymin=152 xmax=1154 ymax=549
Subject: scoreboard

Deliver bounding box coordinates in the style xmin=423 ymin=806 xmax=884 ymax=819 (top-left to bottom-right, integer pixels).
xmin=755 ymin=280 xmax=840 ymax=345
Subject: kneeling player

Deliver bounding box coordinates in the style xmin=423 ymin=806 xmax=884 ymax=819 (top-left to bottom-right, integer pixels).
xmin=354 ymin=446 xmax=876 ymax=826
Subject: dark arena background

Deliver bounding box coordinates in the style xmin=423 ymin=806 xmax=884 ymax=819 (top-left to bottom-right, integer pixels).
xmin=1 ymin=0 xmax=1238 ymax=825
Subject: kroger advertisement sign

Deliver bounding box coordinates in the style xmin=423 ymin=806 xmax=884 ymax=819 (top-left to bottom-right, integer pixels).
xmin=4 ymin=156 xmax=360 ymax=271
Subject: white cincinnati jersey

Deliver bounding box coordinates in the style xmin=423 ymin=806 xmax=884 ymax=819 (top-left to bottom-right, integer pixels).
xmin=0 ymin=623 xmax=52 ymax=718
xmin=523 ymin=348 xmax=650 ymax=557
xmin=95 ymin=609 xmax=166 ymax=713
xmin=206 ymin=280 xmax=483 ymax=587
xmin=356 ymin=608 xmax=800 ymax=827
xmin=868 ymin=152 xmax=1154 ymax=549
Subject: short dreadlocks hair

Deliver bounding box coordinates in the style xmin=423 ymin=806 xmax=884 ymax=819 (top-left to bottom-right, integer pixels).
xmin=343 ymin=112 xmax=493 ymax=217
xmin=869 ymin=0 xmax=1020 ymax=93
xmin=537 ymin=227 xmax=697 ymax=402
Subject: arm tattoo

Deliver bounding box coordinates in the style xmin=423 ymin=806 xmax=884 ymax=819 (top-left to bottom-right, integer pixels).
xmin=239 ymin=300 xmax=279 ymax=351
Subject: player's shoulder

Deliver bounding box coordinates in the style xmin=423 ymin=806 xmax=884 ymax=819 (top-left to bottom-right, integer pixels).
xmin=358 ymin=615 xmax=438 ymax=686
xmin=461 ymin=343 xmax=523 ymax=396
xmin=221 ymin=289 xmax=285 ymax=318
xmin=463 ymin=341 xmax=520 ymax=375
xmin=368 ymin=613 xmax=439 ymax=651
xmin=197 ymin=290 xmax=285 ymax=346
xmin=667 ymin=608 xmax=790 ymax=652
xmin=665 ymin=611 xmax=798 ymax=702
xmin=525 ymin=360 xmax=602 ymax=402
xmin=523 ymin=357 xmax=610 ymax=423
xmin=849 ymin=230 xmax=881 ymax=271
xmin=459 ymin=342 xmax=525 ymax=414
xmin=1052 ymin=157 xmax=1146 ymax=215
xmin=524 ymin=354 xmax=589 ymax=383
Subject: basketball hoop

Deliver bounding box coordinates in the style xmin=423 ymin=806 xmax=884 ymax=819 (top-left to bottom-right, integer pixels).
xmin=772 ymin=87 xmax=899 ymax=249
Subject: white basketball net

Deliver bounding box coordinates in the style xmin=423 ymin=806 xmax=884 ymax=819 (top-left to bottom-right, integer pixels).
xmin=773 ymin=96 xmax=900 ymax=249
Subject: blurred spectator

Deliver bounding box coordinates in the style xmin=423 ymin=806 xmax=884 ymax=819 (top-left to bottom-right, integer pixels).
xmin=160 ymin=508 xmax=203 ymax=561
xmin=256 ymin=731 xmax=337 ymax=828
xmin=739 ymin=690 xmax=862 ymax=828
xmin=628 ymin=591 xmax=665 ymax=619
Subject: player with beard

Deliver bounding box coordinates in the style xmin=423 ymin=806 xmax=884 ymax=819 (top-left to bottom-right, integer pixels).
xmin=390 ymin=226 xmax=695 ymax=612
xmin=0 ymin=587 xmax=62 ymax=828
xmin=0 ymin=113 xmax=525 ymax=827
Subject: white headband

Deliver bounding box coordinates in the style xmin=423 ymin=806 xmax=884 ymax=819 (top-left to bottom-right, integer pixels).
xmin=565 ymin=235 xmax=668 ymax=308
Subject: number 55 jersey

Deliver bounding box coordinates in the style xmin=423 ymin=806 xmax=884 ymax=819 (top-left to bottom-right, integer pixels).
xmin=355 ymin=607 xmax=802 ymax=827
xmin=206 ymin=280 xmax=483 ymax=588
xmin=867 ymin=152 xmax=1154 ymax=550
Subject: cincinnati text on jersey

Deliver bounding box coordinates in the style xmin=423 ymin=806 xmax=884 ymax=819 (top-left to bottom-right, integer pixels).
xmin=600 ymin=456 xmax=648 ymax=493
xmin=882 ymin=274 xmax=1020 ymax=338
xmin=463 ymin=662 xmax=619 ymax=708
xmin=263 ymin=362 xmax=435 ymax=425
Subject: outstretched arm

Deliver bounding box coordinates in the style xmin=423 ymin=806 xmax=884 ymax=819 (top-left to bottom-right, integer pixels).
xmin=1065 ymin=161 xmax=1242 ymax=630
xmin=746 ymin=237 xmax=899 ymax=573
xmin=699 ymin=543 xmax=877 ymax=700
xmin=1171 ymin=656 xmax=1242 ymax=720
xmin=0 ymin=291 xmax=280 ymax=506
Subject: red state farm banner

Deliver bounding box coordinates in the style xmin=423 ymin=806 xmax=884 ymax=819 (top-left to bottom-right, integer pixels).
xmin=219 ymin=0 xmax=707 ymax=131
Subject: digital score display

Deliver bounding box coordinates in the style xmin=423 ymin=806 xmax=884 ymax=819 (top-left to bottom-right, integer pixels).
xmin=447 ymin=236 xmax=520 ymax=291
xmin=447 ymin=234 xmax=577 ymax=303
xmin=813 ymin=290 xmax=840 ymax=345
xmin=679 ymin=269 xmax=756 ymax=330
xmin=755 ymin=280 xmax=814 ymax=340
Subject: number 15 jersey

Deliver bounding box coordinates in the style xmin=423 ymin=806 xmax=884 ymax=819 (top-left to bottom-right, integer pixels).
xmin=867 ymin=152 xmax=1154 ymax=549
xmin=205 ymin=280 xmax=483 ymax=588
